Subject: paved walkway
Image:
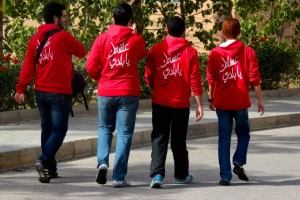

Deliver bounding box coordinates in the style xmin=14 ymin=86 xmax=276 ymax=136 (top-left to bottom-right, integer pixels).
xmin=0 ymin=126 xmax=299 ymax=200
xmin=0 ymin=89 xmax=299 ymax=172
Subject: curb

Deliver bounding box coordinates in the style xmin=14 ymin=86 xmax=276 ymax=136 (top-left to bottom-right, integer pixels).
xmin=0 ymin=88 xmax=299 ymax=125
xmin=0 ymin=113 xmax=299 ymax=171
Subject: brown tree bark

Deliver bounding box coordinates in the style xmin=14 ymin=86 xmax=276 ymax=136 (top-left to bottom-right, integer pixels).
xmin=130 ymin=0 xmax=143 ymax=35
xmin=0 ymin=0 xmax=3 ymax=53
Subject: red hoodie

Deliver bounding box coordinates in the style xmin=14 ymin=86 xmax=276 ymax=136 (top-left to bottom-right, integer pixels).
xmin=16 ymin=24 xmax=86 ymax=94
xmin=86 ymin=25 xmax=147 ymax=96
xmin=206 ymin=40 xmax=261 ymax=110
xmin=144 ymin=37 xmax=203 ymax=108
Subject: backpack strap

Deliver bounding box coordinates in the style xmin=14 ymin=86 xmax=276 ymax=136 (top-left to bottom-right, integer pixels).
xmin=36 ymin=29 xmax=60 ymax=65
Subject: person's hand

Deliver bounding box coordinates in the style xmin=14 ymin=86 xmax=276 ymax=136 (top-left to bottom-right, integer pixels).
xmin=14 ymin=93 xmax=25 ymax=104
xmin=195 ymin=106 xmax=203 ymax=121
xmin=209 ymin=102 xmax=215 ymax=111
xmin=258 ymin=100 xmax=265 ymax=116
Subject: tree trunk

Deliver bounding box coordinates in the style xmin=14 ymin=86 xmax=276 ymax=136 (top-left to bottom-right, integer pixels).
xmin=0 ymin=0 xmax=3 ymax=53
xmin=131 ymin=0 xmax=143 ymax=35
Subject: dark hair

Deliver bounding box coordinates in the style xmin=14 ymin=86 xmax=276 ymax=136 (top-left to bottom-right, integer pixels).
xmin=167 ymin=16 xmax=185 ymax=37
xmin=222 ymin=18 xmax=241 ymax=39
xmin=43 ymin=2 xmax=66 ymax=23
xmin=113 ymin=3 xmax=133 ymax=26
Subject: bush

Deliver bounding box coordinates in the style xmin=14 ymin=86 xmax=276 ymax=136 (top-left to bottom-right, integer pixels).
xmin=0 ymin=53 xmax=25 ymax=111
xmin=247 ymin=38 xmax=300 ymax=90
xmin=199 ymin=53 xmax=209 ymax=94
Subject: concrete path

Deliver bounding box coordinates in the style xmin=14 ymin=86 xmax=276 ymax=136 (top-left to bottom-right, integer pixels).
xmin=0 ymin=126 xmax=299 ymax=200
xmin=0 ymin=89 xmax=300 ymax=171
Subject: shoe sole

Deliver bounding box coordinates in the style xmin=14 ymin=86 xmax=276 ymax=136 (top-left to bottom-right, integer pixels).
xmin=219 ymin=180 xmax=230 ymax=186
xmin=175 ymin=178 xmax=193 ymax=184
xmin=113 ymin=184 xmax=131 ymax=188
xmin=35 ymin=163 xmax=50 ymax=183
xmin=175 ymin=180 xmax=191 ymax=184
xmin=96 ymin=168 xmax=107 ymax=184
xmin=113 ymin=181 xmax=131 ymax=188
xmin=150 ymin=181 xmax=161 ymax=188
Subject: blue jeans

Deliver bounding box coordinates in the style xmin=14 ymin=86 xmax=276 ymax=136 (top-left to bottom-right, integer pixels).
xmin=35 ymin=90 xmax=72 ymax=173
xmin=97 ymin=96 xmax=139 ymax=181
xmin=216 ymin=109 xmax=250 ymax=181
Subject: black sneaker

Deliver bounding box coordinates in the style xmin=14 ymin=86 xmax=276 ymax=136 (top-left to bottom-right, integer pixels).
xmin=233 ymin=164 xmax=249 ymax=181
xmin=219 ymin=180 xmax=230 ymax=186
xmin=96 ymin=164 xmax=108 ymax=184
xmin=35 ymin=162 xmax=50 ymax=183
xmin=48 ymin=171 xmax=59 ymax=179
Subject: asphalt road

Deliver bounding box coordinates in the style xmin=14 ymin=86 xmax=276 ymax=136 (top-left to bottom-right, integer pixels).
xmin=0 ymin=125 xmax=299 ymax=200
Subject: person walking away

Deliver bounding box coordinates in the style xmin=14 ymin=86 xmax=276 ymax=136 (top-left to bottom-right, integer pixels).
xmin=206 ymin=17 xmax=265 ymax=186
xmin=86 ymin=2 xmax=147 ymax=188
xmin=14 ymin=2 xmax=86 ymax=183
xmin=144 ymin=16 xmax=204 ymax=188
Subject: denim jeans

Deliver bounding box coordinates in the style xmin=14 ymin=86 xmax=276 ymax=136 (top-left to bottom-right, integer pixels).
xmin=35 ymin=90 xmax=72 ymax=173
xmin=216 ymin=109 xmax=250 ymax=181
xmin=97 ymin=96 xmax=139 ymax=181
xmin=150 ymin=104 xmax=190 ymax=179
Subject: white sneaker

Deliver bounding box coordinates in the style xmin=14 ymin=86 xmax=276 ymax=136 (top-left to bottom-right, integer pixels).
xmin=112 ymin=180 xmax=131 ymax=188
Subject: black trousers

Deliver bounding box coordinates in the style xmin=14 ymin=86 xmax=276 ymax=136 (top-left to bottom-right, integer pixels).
xmin=149 ymin=104 xmax=190 ymax=179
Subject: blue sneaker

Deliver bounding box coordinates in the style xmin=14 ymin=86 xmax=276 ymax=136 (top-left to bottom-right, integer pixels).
xmin=175 ymin=173 xmax=194 ymax=184
xmin=150 ymin=174 xmax=163 ymax=188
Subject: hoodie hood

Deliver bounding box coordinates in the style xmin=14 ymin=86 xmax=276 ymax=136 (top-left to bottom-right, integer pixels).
xmin=163 ymin=37 xmax=189 ymax=55
xmin=37 ymin=24 xmax=62 ymax=37
xmin=218 ymin=40 xmax=244 ymax=57
xmin=107 ymin=25 xmax=133 ymax=45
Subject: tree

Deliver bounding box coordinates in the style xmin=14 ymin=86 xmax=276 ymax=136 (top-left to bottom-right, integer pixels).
xmin=235 ymin=0 xmax=300 ymax=47
xmin=0 ymin=0 xmax=3 ymax=53
xmin=235 ymin=0 xmax=300 ymax=89
xmin=142 ymin=0 xmax=233 ymax=51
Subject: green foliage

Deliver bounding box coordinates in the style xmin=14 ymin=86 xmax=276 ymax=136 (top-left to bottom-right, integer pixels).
xmin=235 ymin=0 xmax=300 ymax=90
xmin=199 ymin=53 xmax=209 ymax=93
xmin=249 ymin=38 xmax=300 ymax=89
xmin=138 ymin=58 xmax=152 ymax=99
xmin=235 ymin=0 xmax=300 ymax=43
xmin=3 ymin=18 xmax=36 ymax=60
xmin=144 ymin=0 xmax=233 ymax=50
xmin=3 ymin=0 xmax=122 ymax=58
xmin=0 ymin=53 xmax=24 ymax=111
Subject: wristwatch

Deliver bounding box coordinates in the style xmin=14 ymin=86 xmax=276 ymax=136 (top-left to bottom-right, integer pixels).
xmin=208 ymin=98 xmax=214 ymax=102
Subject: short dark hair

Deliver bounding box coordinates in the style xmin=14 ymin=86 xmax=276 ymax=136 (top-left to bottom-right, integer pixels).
xmin=222 ymin=18 xmax=241 ymax=39
xmin=167 ymin=16 xmax=185 ymax=37
xmin=43 ymin=2 xmax=66 ymax=24
xmin=113 ymin=3 xmax=133 ymax=26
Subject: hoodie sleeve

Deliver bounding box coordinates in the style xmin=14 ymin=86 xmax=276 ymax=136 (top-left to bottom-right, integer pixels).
xmin=144 ymin=46 xmax=155 ymax=90
xmin=247 ymin=47 xmax=261 ymax=86
xmin=134 ymin=34 xmax=148 ymax=60
xmin=86 ymin=36 xmax=102 ymax=81
xmin=16 ymin=37 xmax=36 ymax=94
xmin=63 ymin=31 xmax=86 ymax=59
xmin=206 ymin=50 xmax=218 ymax=86
xmin=206 ymin=50 xmax=219 ymax=99
xmin=189 ymin=48 xmax=202 ymax=96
